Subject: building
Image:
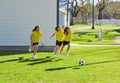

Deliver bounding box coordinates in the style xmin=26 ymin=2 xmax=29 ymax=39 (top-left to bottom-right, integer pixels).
xmin=0 ymin=0 xmax=59 ymax=51
xmin=59 ymin=8 xmax=70 ymax=27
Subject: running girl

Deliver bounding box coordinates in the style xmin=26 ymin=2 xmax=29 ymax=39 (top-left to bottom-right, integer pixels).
xmin=50 ymin=25 xmax=64 ymax=58
xmin=60 ymin=27 xmax=72 ymax=56
xmin=29 ymin=26 xmax=44 ymax=59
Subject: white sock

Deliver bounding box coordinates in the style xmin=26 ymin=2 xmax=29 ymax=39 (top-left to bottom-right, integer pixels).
xmin=29 ymin=46 xmax=31 ymax=52
xmin=66 ymin=52 xmax=69 ymax=56
xmin=54 ymin=55 xmax=56 ymax=58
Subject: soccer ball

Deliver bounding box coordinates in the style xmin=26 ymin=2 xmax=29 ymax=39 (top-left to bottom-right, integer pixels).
xmin=79 ymin=60 xmax=84 ymax=66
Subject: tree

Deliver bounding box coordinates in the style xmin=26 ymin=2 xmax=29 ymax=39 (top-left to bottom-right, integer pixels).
xmin=76 ymin=0 xmax=92 ymax=23
xmin=97 ymin=0 xmax=111 ymax=19
xmin=98 ymin=0 xmax=106 ymax=19
xmin=108 ymin=1 xmax=120 ymax=19
xmin=59 ymin=0 xmax=92 ymax=24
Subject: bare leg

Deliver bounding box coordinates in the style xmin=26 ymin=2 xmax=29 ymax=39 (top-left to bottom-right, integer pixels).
xmin=60 ymin=45 xmax=65 ymax=55
xmin=54 ymin=45 xmax=60 ymax=58
xmin=29 ymin=44 xmax=34 ymax=52
xmin=66 ymin=44 xmax=70 ymax=56
xmin=31 ymin=45 xmax=34 ymax=51
xmin=33 ymin=45 xmax=38 ymax=59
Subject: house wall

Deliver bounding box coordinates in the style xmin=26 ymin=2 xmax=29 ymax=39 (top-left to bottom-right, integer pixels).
xmin=0 ymin=0 xmax=57 ymax=46
xmin=59 ymin=11 xmax=70 ymax=27
xmin=59 ymin=12 xmax=66 ymax=27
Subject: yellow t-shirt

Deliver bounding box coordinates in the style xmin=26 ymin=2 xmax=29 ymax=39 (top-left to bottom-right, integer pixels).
xmin=55 ymin=30 xmax=64 ymax=41
xmin=31 ymin=31 xmax=42 ymax=43
xmin=64 ymin=30 xmax=72 ymax=42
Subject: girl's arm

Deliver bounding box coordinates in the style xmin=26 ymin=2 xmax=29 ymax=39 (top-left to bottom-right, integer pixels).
xmin=50 ymin=33 xmax=55 ymax=39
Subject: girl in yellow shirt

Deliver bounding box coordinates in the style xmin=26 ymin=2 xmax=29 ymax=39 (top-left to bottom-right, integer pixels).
xmin=29 ymin=26 xmax=44 ymax=59
xmin=60 ymin=27 xmax=72 ymax=56
xmin=50 ymin=25 xmax=64 ymax=58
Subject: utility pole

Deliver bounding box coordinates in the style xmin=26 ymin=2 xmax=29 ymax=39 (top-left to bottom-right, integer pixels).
xmin=91 ymin=0 xmax=95 ymax=29
xmin=66 ymin=0 xmax=69 ymax=27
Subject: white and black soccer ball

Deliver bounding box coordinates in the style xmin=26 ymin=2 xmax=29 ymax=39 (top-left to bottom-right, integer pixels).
xmin=79 ymin=60 xmax=85 ymax=66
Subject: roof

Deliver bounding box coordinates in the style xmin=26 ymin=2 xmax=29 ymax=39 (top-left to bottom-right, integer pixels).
xmin=59 ymin=8 xmax=67 ymax=14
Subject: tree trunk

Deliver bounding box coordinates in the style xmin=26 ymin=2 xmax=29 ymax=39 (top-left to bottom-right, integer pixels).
xmin=98 ymin=9 xmax=103 ymax=19
xmin=81 ymin=12 xmax=88 ymax=24
xmin=98 ymin=2 xmax=106 ymax=19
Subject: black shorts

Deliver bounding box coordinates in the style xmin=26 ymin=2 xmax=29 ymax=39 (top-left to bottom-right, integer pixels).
xmin=56 ymin=40 xmax=63 ymax=47
xmin=63 ymin=41 xmax=70 ymax=45
xmin=32 ymin=42 xmax=39 ymax=46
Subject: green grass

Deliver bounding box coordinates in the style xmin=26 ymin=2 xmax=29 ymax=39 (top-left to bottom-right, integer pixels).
xmin=71 ymin=24 xmax=120 ymax=44
xmin=71 ymin=24 xmax=91 ymax=28
xmin=0 ymin=46 xmax=120 ymax=83
xmin=95 ymin=24 xmax=120 ymax=29
xmin=71 ymin=24 xmax=120 ymax=29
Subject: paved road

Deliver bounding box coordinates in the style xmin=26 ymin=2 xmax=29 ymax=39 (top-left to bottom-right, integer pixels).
xmin=72 ymin=26 xmax=91 ymax=31
xmin=113 ymin=36 xmax=120 ymax=44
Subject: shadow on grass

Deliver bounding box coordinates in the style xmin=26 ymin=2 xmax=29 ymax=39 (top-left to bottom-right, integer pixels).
xmin=27 ymin=58 xmax=63 ymax=66
xmin=0 ymin=59 xmax=18 ymax=63
xmin=0 ymin=51 xmax=29 ymax=56
xmin=0 ymin=58 xmax=44 ymax=63
xmin=0 ymin=56 xmax=61 ymax=65
xmin=45 ymin=59 xmax=120 ymax=71
xmin=74 ymin=32 xmax=88 ymax=35
xmin=114 ymin=29 xmax=120 ymax=33
xmin=0 ymin=51 xmax=52 ymax=56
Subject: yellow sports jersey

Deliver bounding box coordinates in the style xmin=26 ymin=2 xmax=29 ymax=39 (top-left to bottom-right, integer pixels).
xmin=31 ymin=31 xmax=42 ymax=43
xmin=64 ymin=30 xmax=72 ymax=42
xmin=55 ymin=30 xmax=64 ymax=41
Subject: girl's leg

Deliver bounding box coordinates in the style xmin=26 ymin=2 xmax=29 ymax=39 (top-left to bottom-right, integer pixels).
xmin=29 ymin=44 xmax=34 ymax=52
xmin=66 ymin=44 xmax=70 ymax=56
xmin=60 ymin=45 xmax=65 ymax=55
xmin=33 ymin=45 xmax=38 ymax=59
xmin=31 ymin=45 xmax=34 ymax=51
xmin=54 ymin=45 xmax=59 ymax=58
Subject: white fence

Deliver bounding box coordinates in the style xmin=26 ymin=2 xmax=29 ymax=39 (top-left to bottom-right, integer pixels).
xmin=87 ymin=19 xmax=120 ymax=25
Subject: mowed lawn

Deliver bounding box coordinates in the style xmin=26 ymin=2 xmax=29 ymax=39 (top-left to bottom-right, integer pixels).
xmin=0 ymin=46 xmax=120 ymax=83
xmin=71 ymin=24 xmax=120 ymax=45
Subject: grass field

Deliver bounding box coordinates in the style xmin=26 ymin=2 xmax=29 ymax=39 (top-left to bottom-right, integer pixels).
xmin=0 ymin=46 xmax=120 ymax=83
xmin=71 ymin=24 xmax=120 ymax=29
xmin=71 ymin=24 xmax=120 ymax=44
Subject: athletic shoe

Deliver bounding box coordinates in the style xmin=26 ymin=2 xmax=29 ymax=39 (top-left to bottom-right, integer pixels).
xmin=66 ymin=52 xmax=69 ymax=56
xmin=29 ymin=46 xmax=31 ymax=52
xmin=54 ymin=55 xmax=56 ymax=58
xmin=32 ymin=56 xmax=36 ymax=59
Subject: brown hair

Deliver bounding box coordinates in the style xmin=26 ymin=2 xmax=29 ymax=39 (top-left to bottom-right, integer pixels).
xmin=32 ymin=26 xmax=39 ymax=32
xmin=55 ymin=25 xmax=60 ymax=31
xmin=64 ymin=27 xmax=70 ymax=35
